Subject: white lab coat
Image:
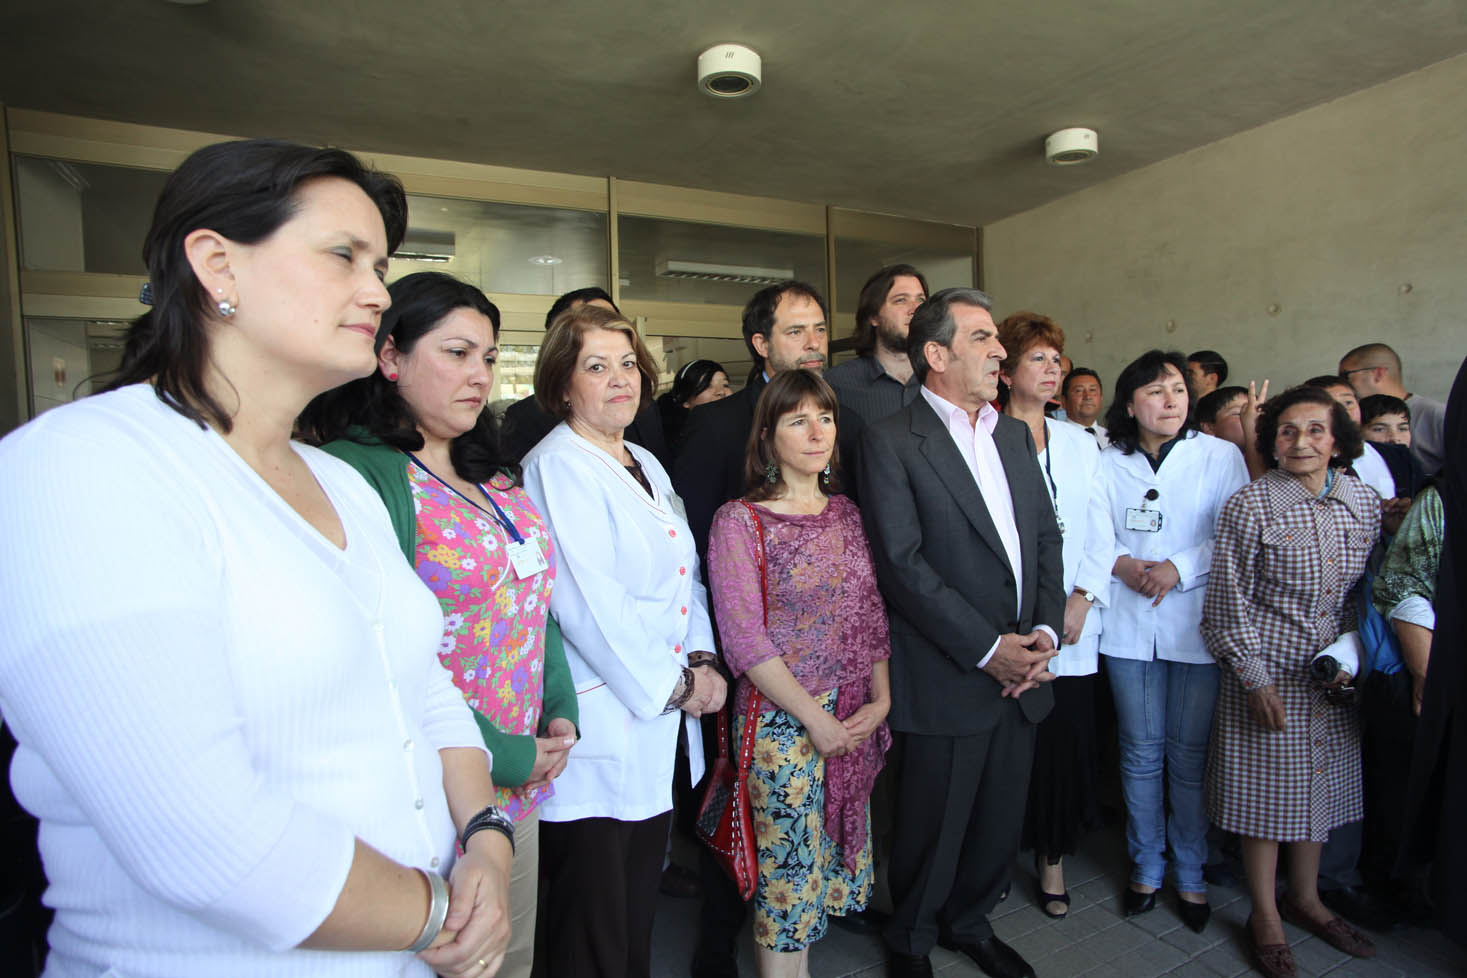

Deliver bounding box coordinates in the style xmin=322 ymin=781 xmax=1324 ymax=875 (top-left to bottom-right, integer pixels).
xmin=1041 ymin=420 xmax=1115 ymax=676
xmin=1097 ymin=431 xmax=1249 ymax=665
xmin=522 ymin=423 xmax=715 ymax=822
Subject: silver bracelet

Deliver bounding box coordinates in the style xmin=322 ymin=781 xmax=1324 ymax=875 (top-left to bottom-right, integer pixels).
xmin=406 ymin=868 xmax=450 ymax=953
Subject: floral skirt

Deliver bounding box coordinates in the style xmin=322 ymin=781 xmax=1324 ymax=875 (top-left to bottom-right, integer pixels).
xmin=737 ymin=688 xmax=873 ymax=952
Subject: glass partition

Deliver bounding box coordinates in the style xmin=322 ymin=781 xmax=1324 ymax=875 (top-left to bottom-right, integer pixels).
xmin=618 ymin=216 xmax=826 ymax=306
xmin=14 ymin=157 xmax=168 ymax=275
xmin=396 ymin=195 xmax=607 ymax=296
xmin=24 ymin=317 xmax=126 ymax=415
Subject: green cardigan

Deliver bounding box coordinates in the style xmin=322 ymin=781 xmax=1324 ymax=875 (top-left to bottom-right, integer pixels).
xmin=321 ymin=433 xmax=578 ymax=788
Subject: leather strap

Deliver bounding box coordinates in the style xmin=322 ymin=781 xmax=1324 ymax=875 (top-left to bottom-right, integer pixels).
xmin=731 ymin=501 xmax=768 ymax=777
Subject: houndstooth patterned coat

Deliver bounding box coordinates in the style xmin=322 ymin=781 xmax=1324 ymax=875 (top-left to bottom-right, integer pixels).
xmin=1201 ymin=468 xmax=1380 ymax=842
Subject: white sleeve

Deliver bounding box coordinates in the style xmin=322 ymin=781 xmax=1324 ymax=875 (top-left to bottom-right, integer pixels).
xmin=523 ymin=448 xmax=683 ymax=720
xmin=0 ymin=423 xmax=353 ymax=951
xmin=1076 ymin=452 xmax=1116 ymax=604
xmin=1170 ymin=442 xmax=1249 ymax=591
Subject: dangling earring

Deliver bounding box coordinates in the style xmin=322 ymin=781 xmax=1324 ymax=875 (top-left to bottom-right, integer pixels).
xmin=217 ymin=298 xmax=237 ymax=318
xmin=765 ymin=462 xmax=779 ymax=485
xmin=821 ymin=462 xmax=831 ymax=481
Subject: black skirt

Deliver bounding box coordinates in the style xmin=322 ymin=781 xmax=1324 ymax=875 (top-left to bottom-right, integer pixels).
xmin=1022 ymin=674 xmax=1103 ymax=859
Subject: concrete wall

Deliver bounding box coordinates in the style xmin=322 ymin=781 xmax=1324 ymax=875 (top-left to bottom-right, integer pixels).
xmin=983 ymin=53 xmax=1467 ymax=405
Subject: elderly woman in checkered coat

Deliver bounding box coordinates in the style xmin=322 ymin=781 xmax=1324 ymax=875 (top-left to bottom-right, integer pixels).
xmin=1202 ymin=385 xmax=1381 ymax=978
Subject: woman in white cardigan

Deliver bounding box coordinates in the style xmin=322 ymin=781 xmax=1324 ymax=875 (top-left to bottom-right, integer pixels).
xmin=0 ymin=141 xmax=511 ymax=978
xmin=996 ymin=313 xmax=1114 ymax=919
xmin=1097 ymin=350 xmax=1249 ymax=933
xmin=521 ymin=303 xmax=726 ymax=978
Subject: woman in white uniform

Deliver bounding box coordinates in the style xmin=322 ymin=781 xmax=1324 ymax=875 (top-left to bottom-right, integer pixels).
xmin=996 ymin=313 xmax=1114 ymax=918
xmin=0 ymin=140 xmax=511 ymax=978
xmin=521 ymin=303 xmax=727 ymax=978
xmin=1097 ymin=350 xmax=1249 ymax=933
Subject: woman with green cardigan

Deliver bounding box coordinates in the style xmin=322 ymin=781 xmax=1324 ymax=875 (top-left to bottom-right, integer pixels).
xmin=301 ymin=272 xmax=576 ymax=978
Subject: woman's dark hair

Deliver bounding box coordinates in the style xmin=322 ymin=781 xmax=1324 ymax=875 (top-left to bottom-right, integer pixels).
xmin=743 ymin=370 xmax=842 ymax=501
xmin=1103 ymin=349 xmax=1194 ymax=455
xmin=657 ymin=359 xmax=728 ymax=449
xmin=1255 ymin=385 xmax=1364 ymax=470
xmin=297 ymin=272 xmax=515 ymax=484
xmin=103 ymin=139 xmax=407 ymax=432
xmin=669 ymin=359 xmax=726 ymax=407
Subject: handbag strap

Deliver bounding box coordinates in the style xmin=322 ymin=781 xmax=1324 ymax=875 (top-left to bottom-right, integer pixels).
xmin=733 ymin=501 xmax=769 ymax=776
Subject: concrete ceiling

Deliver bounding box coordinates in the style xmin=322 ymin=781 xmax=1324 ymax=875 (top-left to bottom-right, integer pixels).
xmin=3 ymin=0 xmax=1467 ymax=227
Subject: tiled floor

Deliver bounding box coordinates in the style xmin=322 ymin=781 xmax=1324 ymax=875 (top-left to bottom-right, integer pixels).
xmin=651 ymin=828 xmax=1463 ymax=978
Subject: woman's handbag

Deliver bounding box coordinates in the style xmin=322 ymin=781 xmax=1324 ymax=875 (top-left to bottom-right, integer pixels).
xmin=694 ymin=501 xmax=768 ymax=901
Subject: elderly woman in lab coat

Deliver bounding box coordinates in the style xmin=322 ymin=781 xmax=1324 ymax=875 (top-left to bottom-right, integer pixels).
xmin=521 ymin=302 xmax=727 ymax=978
xmin=1096 ymin=350 xmax=1249 ymax=933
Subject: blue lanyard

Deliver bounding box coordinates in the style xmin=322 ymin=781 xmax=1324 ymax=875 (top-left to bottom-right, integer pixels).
xmin=405 ymin=452 xmax=524 ymax=545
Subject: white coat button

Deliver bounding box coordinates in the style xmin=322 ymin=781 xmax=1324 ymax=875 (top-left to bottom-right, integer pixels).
xmin=415 ymin=797 xmax=425 ymax=809
xmin=403 ymin=739 xmax=414 ymax=751
xmin=430 ymin=857 xmax=441 ymax=868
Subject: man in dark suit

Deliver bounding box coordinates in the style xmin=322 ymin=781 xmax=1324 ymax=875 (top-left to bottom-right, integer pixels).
xmin=858 ymin=287 xmax=1065 ymax=978
xmin=501 ymin=286 xmax=669 ymax=465
xmin=672 ymin=279 xmax=862 ymax=561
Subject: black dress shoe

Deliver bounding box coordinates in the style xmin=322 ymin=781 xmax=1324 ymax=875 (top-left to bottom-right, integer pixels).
xmin=944 ymin=936 xmax=1036 ymax=978
xmin=1122 ymin=887 xmax=1157 ymax=916
xmin=887 ymin=950 xmax=934 ymax=978
xmin=1177 ymin=897 xmax=1211 ymax=933
xmin=1319 ymin=886 xmax=1401 ymax=932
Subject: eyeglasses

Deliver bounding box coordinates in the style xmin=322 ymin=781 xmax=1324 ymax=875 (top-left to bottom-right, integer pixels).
xmin=1340 ymin=366 xmax=1376 ymax=378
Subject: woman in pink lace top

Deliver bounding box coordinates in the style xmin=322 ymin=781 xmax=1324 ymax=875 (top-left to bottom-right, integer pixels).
xmin=706 ymin=370 xmax=891 ymax=978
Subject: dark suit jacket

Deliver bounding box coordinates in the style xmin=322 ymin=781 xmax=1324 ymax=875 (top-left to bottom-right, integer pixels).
xmin=857 ymin=394 xmax=1065 ymax=733
xmin=671 ymin=374 xmax=865 ymax=562
xmin=500 ymin=395 xmax=668 ymax=467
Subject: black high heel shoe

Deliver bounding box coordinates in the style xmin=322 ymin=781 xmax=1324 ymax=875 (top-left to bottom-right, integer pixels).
xmin=1123 ymin=886 xmax=1157 ymax=916
xmin=1177 ymin=895 xmax=1211 ymax=932
xmin=1035 ymin=856 xmax=1070 ymax=919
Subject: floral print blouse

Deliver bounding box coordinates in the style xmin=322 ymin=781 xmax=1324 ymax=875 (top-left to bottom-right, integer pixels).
xmin=409 ymin=461 xmax=556 ymax=820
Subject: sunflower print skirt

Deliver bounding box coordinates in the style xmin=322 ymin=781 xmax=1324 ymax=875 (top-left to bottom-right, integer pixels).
xmin=736 ymin=688 xmax=873 ymax=952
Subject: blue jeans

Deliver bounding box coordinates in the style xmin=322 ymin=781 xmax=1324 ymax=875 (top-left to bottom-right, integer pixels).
xmin=1105 ymin=656 xmax=1219 ymax=892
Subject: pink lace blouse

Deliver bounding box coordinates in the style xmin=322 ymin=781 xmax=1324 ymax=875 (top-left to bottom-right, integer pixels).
xmin=706 ymin=495 xmax=890 ymax=707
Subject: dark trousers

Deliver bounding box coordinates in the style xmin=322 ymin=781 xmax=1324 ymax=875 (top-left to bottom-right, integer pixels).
xmin=1360 ymin=669 xmax=1418 ymax=885
xmin=539 ymin=812 xmax=671 ymax=978
xmin=884 ymin=711 xmax=1036 ymax=955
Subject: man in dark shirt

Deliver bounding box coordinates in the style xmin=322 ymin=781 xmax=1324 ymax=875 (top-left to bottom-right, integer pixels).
xmin=500 ymin=286 xmax=668 ymax=465
xmin=825 ymin=264 xmax=928 ymax=425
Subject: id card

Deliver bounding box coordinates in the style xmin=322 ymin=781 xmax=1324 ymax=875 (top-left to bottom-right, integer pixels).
xmin=1124 ymin=508 xmax=1163 ymax=532
xmin=506 ymin=539 xmax=549 ymax=579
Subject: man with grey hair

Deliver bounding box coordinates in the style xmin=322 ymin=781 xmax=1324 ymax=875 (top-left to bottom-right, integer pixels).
xmin=858 ymin=287 xmax=1065 ymax=978
xmin=1339 ymin=342 xmax=1446 ymax=475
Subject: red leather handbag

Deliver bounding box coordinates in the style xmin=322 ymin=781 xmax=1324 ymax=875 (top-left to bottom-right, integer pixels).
xmin=694 ymin=501 xmax=769 ymax=902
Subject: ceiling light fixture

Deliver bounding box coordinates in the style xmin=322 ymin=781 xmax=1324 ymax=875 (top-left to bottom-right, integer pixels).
xmin=1045 ymin=127 xmax=1099 ymax=165
xmin=528 ymin=255 xmax=563 ymax=266
xmin=698 ymin=44 xmax=762 ymax=99
xmin=656 ymin=259 xmax=792 ymax=285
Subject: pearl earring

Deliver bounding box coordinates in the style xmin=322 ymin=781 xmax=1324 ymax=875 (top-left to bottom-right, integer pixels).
xmin=217 ymin=298 xmax=237 ymax=317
